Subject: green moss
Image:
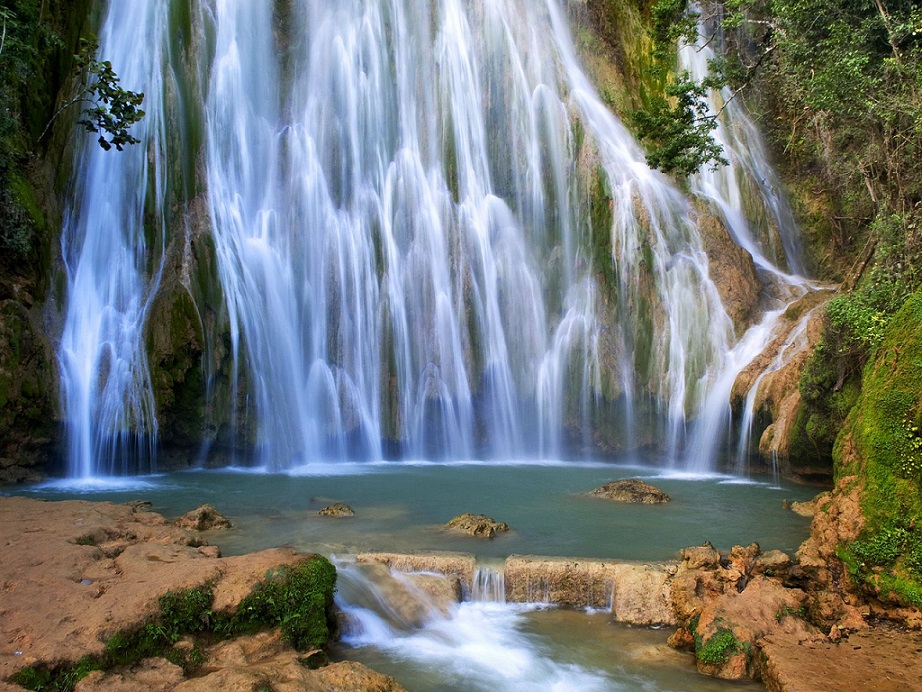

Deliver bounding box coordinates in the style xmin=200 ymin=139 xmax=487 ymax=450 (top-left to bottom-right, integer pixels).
xmin=696 ymin=628 xmax=741 ymax=666
xmin=834 ymin=291 xmax=922 ymax=607
xmin=10 ymin=656 xmax=103 ymax=692
xmin=226 ymin=556 xmax=337 ymax=651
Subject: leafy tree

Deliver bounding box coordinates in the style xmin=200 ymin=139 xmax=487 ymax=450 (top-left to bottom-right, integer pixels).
xmin=41 ymin=37 xmax=145 ymax=151
xmin=632 ymin=71 xmax=728 ymax=176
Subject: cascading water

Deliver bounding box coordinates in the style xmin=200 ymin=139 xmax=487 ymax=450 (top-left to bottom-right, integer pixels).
xmin=57 ymin=2 xmax=171 ymax=477
xmin=57 ymin=0 xmax=813 ymax=475
xmin=676 ymin=9 xmax=817 ymax=471
xmin=335 ymin=560 xmax=614 ymax=690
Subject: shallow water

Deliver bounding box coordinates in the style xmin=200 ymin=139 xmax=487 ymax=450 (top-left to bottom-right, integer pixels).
xmin=13 ymin=460 xmax=817 ymax=560
xmin=7 ymin=461 xmax=817 ymax=690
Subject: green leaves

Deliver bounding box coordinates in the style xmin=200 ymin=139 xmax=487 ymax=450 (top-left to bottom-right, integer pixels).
xmin=632 ymin=71 xmax=728 ymax=177
xmin=73 ymin=39 xmax=145 ymax=151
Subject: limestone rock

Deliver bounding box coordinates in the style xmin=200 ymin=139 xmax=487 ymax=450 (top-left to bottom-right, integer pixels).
xmin=174 ymin=504 xmax=232 ymax=530
xmin=75 ymin=658 xmax=184 ymax=692
xmin=680 ymin=543 xmax=721 ymax=569
xmin=170 ymin=631 xmax=405 ymax=691
xmin=344 ymin=563 xmax=458 ymax=627
xmin=759 ymin=628 xmax=922 ymax=692
xmin=695 ymin=209 xmax=761 ymax=333
xmin=445 ymin=513 xmax=510 ymax=538
xmin=356 ymin=552 xmax=476 ymax=594
xmin=504 ymin=555 xmax=676 ymax=625
xmin=318 ymin=502 xmax=355 ymax=517
xmin=0 ymin=497 xmax=315 ymax=684
xmin=588 ymin=479 xmax=670 ymax=504
xmin=693 ymin=575 xmax=816 ymax=680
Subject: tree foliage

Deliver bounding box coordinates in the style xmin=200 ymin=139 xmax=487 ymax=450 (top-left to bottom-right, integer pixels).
xmin=632 ymin=71 xmax=728 ymax=176
xmin=69 ymin=38 xmax=145 ymax=151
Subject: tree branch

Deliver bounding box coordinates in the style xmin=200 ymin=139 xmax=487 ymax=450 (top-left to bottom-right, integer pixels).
xmin=37 ymin=97 xmax=98 ymax=145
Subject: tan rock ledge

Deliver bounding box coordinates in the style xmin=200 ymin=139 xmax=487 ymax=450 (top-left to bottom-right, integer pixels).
xmin=504 ymin=555 xmax=677 ymax=626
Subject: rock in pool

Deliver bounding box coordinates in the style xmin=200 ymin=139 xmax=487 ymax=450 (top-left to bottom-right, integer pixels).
xmin=445 ymin=513 xmax=510 ymax=538
xmin=318 ymin=502 xmax=356 ymax=517
xmin=174 ymin=503 xmax=233 ymax=530
xmin=588 ymin=479 xmax=670 ymax=504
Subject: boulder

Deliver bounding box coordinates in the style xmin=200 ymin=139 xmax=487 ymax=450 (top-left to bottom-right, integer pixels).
xmin=680 ymin=543 xmax=721 ymax=569
xmin=588 ymin=479 xmax=670 ymax=504
xmin=174 ymin=504 xmax=232 ymax=531
xmin=445 ymin=513 xmax=510 ymax=538
xmin=692 ymin=575 xmax=816 ymax=680
xmin=318 ymin=502 xmax=355 ymax=517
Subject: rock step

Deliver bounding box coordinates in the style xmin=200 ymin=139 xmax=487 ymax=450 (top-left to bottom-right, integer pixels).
xmin=356 ymin=552 xmax=678 ymax=626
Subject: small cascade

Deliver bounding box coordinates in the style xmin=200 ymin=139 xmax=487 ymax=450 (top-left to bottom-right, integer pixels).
xmin=734 ymin=305 xmax=823 ymax=470
xmin=334 ymin=559 xmax=612 ymax=690
xmin=674 ymin=7 xmax=819 ymax=471
xmin=471 ymin=565 xmax=506 ymax=603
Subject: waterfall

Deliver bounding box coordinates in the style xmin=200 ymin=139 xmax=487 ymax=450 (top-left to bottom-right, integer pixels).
xmin=471 ymin=566 xmax=506 ymax=603
xmin=57 ymin=0 xmax=812 ymax=475
xmin=677 ymin=8 xmax=815 ymax=471
xmin=57 ymin=2 xmax=171 ymax=477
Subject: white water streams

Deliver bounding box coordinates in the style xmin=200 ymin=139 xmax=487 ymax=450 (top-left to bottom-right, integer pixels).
xmin=336 ymin=560 xmax=614 ymax=691
xmin=58 ymin=0 xmax=814 ymax=475
xmin=57 ymin=2 xmax=170 ymax=477
xmin=676 ymin=9 xmax=817 ymax=471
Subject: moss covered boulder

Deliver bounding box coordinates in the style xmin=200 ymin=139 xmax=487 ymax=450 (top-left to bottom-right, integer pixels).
xmin=832 ymin=292 xmax=922 ymax=611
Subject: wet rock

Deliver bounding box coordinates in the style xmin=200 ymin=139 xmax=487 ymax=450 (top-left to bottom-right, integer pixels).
xmin=790 ymin=495 xmax=825 ymax=517
xmin=345 ymin=563 xmax=456 ymax=627
xmin=356 ymin=552 xmax=476 ymax=594
xmin=174 ymin=504 xmax=232 ymax=531
xmin=318 ymin=502 xmax=355 ymax=517
xmin=504 ymin=555 xmax=677 ymax=625
xmin=695 ymin=209 xmax=761 ymax=333
xmin=588 ymin=479 xmax=670 ymax=504
xmin=445 ymin=513 xmax=510 ymax=538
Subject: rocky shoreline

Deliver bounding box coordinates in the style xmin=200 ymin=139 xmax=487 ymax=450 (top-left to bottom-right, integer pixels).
xmin=0 ymin=497 xmax=401 ymax=691
xmin=0 ymin=495 xmax=920 ymax=691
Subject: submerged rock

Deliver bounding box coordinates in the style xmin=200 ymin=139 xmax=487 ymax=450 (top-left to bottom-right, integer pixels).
xmin=174 ymin=504 xmax=232 ymax=530
xmin=588 ymin=479 xmax=670 ymax=504
xmin=318 ymin=502 xmax=355 ymax=517
xmin=445 ymin=513 xmax=510 ymax=538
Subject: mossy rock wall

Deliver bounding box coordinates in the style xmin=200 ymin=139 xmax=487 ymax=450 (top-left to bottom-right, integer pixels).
xmin=0 ymin=301 xmax=58 ymax=482
xmin=833 ymin=292 xmax=922 ymax=608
